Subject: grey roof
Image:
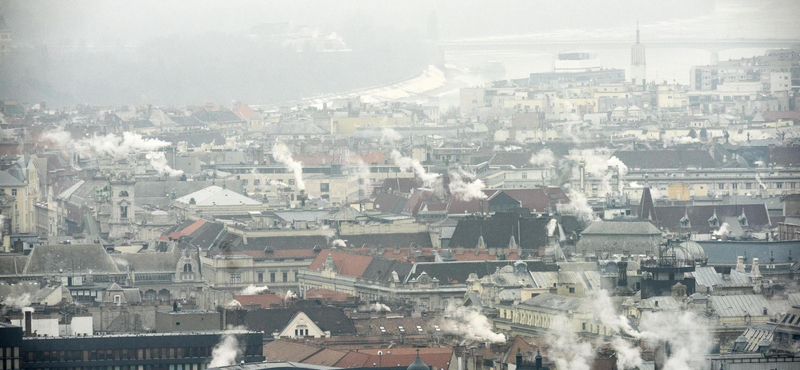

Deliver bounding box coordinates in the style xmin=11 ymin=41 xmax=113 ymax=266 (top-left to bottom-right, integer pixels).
xmin=0 ymin=254 xmax=29 ymax=276
xmin=580 ymin=220 xmax=662 ymax=235
xmin=0 ymin=171 xmax=25 ymax=187
xmin=699 ymin=240 xmax=800 ymax=264
xmin=23 ymin=244 xmax=120 ymax=275
xmin=530 ymin=271 xmax=601 ymax=290
xmin=520 ymin=293 xmax=592 ymax=313
xmin=695 ymin=266 xmax=752 ymax=287
xmin=709 ymin=295 xmax=792 ymax=318
xmin=739 ymin=323 xmax=777 ymax=352
xmin=112 ymin=247 xmax=182 ymax=273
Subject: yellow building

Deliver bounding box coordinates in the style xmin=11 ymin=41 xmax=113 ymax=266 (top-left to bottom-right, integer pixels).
xmin=668 ymin=182 xmax=691 ymax=201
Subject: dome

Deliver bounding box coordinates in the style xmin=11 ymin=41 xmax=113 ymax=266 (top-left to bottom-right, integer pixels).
xmin=407 ymin=353 xmax=429 ymax=370
xmin=679 ymin=241 xmax=706 ymax=259
xmin=660 ymin=245 xmax=694 ymax=266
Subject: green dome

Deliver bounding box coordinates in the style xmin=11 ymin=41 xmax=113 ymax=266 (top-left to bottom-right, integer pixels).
xmin=407 ymin=354 xmax=429 ymax=370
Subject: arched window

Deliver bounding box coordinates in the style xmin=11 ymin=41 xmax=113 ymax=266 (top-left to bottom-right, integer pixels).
xmin=183 ymin=263 xmax=193 ymax=272
xmin=119 ymin=190 xmax=129 ymax=197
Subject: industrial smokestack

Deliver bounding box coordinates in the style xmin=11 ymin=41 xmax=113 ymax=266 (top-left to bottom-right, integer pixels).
xmin=579 ymin=160 xmax=586 ymax=193
xmin=23 ymin=307 xmax=33 ymax=337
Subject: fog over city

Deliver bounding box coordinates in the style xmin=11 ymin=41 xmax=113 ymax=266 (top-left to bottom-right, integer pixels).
xmin=0 ymin=1 xmax=799 ymax=370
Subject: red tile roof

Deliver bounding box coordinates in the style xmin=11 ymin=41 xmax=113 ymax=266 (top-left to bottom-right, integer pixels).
xmin=305 ymin=288 xmax=353 ymax=302
xmin=162 ymin=219 xmax=207 ymax=240
xmin=233 ymin=293 xmax=283 ymax=308
xmin=307 ymin=250 xmax=373 ymax=277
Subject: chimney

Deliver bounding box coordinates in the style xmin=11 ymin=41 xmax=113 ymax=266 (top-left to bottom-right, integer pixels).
xmin=535 ymin=349 xmax=543 ymax=370
xmin=617 ymin=261 xmax=628 ymax=286
xmin=24 ymin=308 xmax=33 ymax=337
xmin=579 ymin=161 xmax=586 ymax=193
xmin=515 ymin=349 xmax=523 ymax=367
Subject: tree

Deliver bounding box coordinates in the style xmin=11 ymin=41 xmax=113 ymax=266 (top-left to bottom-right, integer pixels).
xmin=688 ymin=128 xmax=697 ymax=139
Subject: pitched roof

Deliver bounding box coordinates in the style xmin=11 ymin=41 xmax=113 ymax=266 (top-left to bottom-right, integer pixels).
xmin=307 ymin=250 xmax=374 ymax=277
xmin=612 ymin=149 xmax=718 ymax=169
xmin=580 ymin=220 xmax=662 ymax=235
xmin=648 ymin=204 xmax=770 ymax=235
xmin=0 ymin=171 xmax=25 ymax=187
xmin=409 ymin=260 xmax=557 ymax=285
xmin=111 ymin=248 xmax=182 ymax=273
xmin=373 ymin=192 xmax=408 ymax=214
xmin=24 ymin=244 xmax=120 ymax=275
xmin=449 ymin=213 xmax=552 ymax=250
xmin=226 ymin=307 xmax=355 ymax=336
xmin=341 ymin=232 xmax=433 ymax=249
xmin=699 ymin=240 xmax=800 ymax=264
xmin=709 ymin=295 xmax=791 ymax=318
xmin=491 ymin=188 xmax=570 ymax=213
xmin=174 ymin=185 xmax=260 ymax=206
xmin=233 ymin=294 xmax=284 ymax=308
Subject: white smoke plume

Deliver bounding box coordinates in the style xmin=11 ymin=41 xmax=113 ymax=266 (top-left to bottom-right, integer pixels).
xmin=606 ymin=156 xmax=628 ymax=193
xmin=586 ymin=289 xmax=712 ymax=370
xmin=712 ymin=223 xmax=730 ymax=238
xmin=371 ymin=302 xmax=391 ymax=312
xmin=663 ymin=136 xmax=700 ymax=148
xmin=380 ymin=127 xmax=403 ymax=144
xmin=226 ymin=299 xmax=242 ymax=308
xmin=41 ymin=128 xmax=171 ymax=159
xmin=755 ymin=173 xmax=767 ymax=190
xmin=145 ymin=152 xmax=183 ymax=177
xmin=321 ymin=225 xmax=337 ymax=245
xmin=441 ymin=306 xmax=506 ymax=343
xmin=283 ymin=290 xmax=297 ymax=302
xmin=529 ymin=148 xmax=555 ymax=167
xmin=239 ymin=284 xmax=269 ymax=295
xmin=208 ymin=327 xmax=245 ymax=368
xmin=391 ymin=150 xmax=440 ymax=186
xmin=448 ymin=172 xmax=486 ymax=201
xmin=272 ymin=141 xmax=305 ymax=190
xmin=494 ymin=145 xmax=522 ymax=152
xmin=331 ymin=239 xmax=347 ymax=248
xmin=639 ymin=310 xmax=713 ymax=370
xmin=546 ymin=320 xmax=595 ymax=370
xmin=546 ymin=219 xmax=557 ymax=237
xmin=567 ymin=189 xmax=598 ymax=224
xmin=1 ymin=293 xmax=32 ymax=310
xmin=347 ymin=156 xmax=372 ymax=197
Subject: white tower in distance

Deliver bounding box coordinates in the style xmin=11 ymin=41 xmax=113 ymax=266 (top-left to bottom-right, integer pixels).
xmin=630 ymin=22 xmax=646 ymax=87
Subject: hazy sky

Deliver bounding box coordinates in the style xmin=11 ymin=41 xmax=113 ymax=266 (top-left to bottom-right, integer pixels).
xmin=3 ymin=0 xmax=799 ymax=45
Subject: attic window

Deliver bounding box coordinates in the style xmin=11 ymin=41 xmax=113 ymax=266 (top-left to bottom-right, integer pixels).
xmin=398 ymin=326 xmax=405 ymax=333
xmin=434 ymin=325 xmax=441 ymax=332
xmin=708 ymin=212 xmax=719 ymax=227
xmin=416 ymin=326 xmax=423 ymax=332
xmin=680 ymin=216 xmax=691 ymax=228
xmin=738 ymin=211 xmax=748 ymax=227
xmin=379 ymin=326 xmax=387 ymax=333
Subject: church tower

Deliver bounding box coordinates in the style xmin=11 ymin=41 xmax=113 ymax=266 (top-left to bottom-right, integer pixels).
xmin=109 ymin=177 xmax=136 ymax=239
xmin=630 ymin=22 xmax=646 ymax=87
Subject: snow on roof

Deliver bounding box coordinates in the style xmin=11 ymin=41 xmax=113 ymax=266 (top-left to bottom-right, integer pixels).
xmin=174 ymin=185 xmax=260 ymax=206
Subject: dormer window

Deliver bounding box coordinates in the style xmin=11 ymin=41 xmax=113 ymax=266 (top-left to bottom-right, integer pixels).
xmin=738 ymin=209 xmax=748 ymax=227
xmin=119 ymin=190 xmax=129 ymax=197
xmin=708 ymin=210 xmax=719 ymax=227
xmin=680 ymin=210 xmax=691 ymax=228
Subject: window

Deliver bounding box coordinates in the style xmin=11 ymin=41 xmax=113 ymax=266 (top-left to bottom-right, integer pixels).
xmin=569 ymin=287 xmax=575 ymax=294
xmin=119 ymin=190 xmax=128 ymax=197
xmin=254 ymin=179 xmax=260 ymax=186
xmin=242 ymin=179 xmax=248 ymax=185
xmin=229 ymin=273 xmax=242 ymax=284
xmin=745 ymin=183 xmax=752 ymax=189
xmin=732 ymin=183 xmax=738 ymax=189
xmin=776 ymin=182 xmax=783 ymax=189
xmin=398 ymin=326 xmax=405 ymax=333
xmin=258 ymin=273 xmax=264 ymax=283
xmin=289 ymin=179 xmax=295 ymax=186
xmin=120 ymin=206 xmax=128 ymax=219
xmin=522 ymin=172 xmax=528 ymax=179
xmin=320 ymin=183 xmax=330 ymax=192
xmin=114 ymin=295 xmax=121 ymax=304
xmin=379 ymin=326 xmax=387 ymax=333
xmin=183 ymin=264 xmax=192 ymax=272
xmin=718 ymin=183 xmax=724 ymax=190
xmin=270 ymin=272 xmax=276 ymax=283
xmin=11 ymin=189 xmax=16 ymax=196
xmin=0 ymin=189 xmax=4 ymax=195
xmin=282 ymin=272 xmax=288 ymax=282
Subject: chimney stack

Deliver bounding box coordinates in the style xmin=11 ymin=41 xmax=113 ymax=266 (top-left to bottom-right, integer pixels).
xmin=23 ymin=308 xmax=33 ymax=337
xmin=617 ymin=261 xmax=628 ymax=286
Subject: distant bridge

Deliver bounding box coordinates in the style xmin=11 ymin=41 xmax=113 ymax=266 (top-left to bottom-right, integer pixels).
xmin=438 ymin=38 xmax=800 ymax=54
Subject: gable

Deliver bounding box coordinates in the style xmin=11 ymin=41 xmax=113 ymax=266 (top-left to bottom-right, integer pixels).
xmin=278 ymin=311 xmax=326 ymax=338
